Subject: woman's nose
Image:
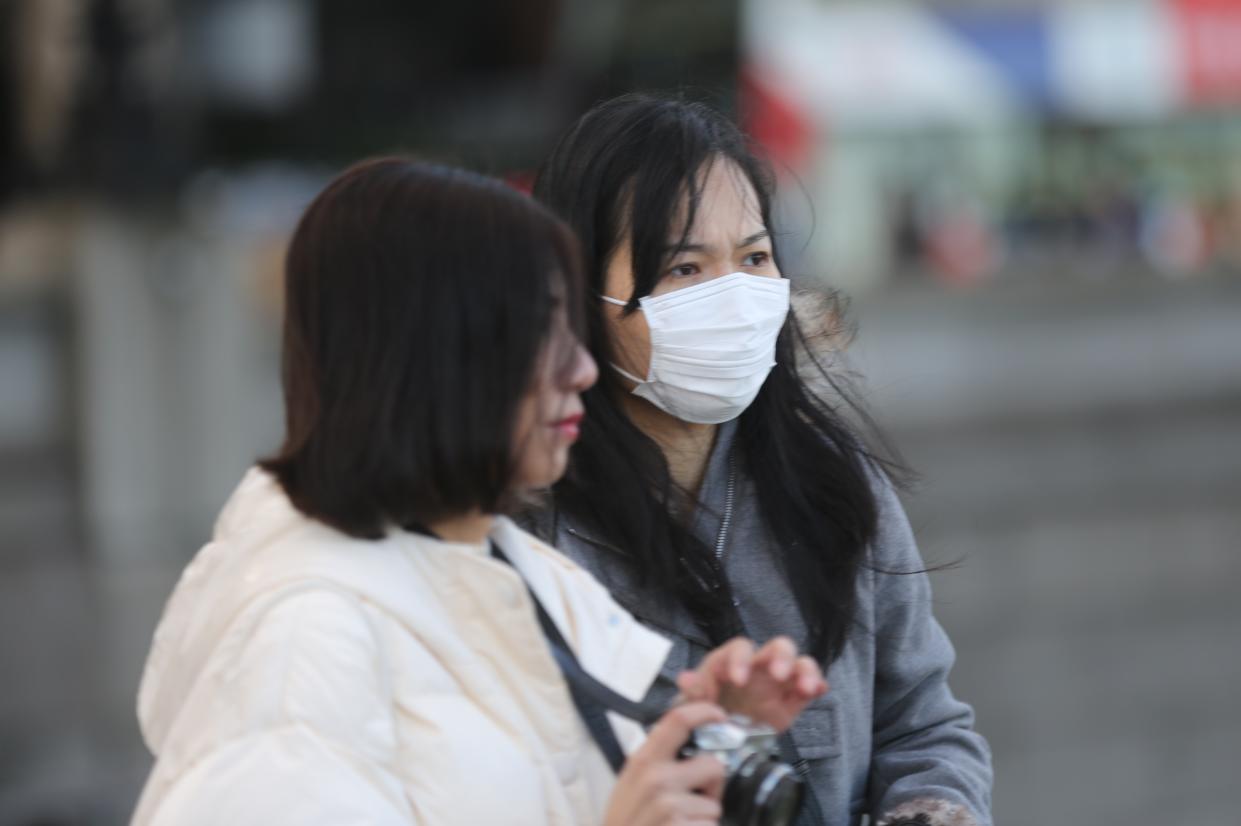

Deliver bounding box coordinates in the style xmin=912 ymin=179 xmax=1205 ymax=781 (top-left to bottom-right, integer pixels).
xmin=570 ymin=343 xmax=598 ymax=392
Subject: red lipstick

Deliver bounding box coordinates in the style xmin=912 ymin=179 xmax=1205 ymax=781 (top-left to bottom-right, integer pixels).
xmin=553 ymin=413 xmax=584 ymax=441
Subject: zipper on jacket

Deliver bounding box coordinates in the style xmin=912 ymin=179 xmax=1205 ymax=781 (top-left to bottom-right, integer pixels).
xmin=563 ymin=453 xmax=738 ymax=605
xmin=713 ymin=452 xmax=736 ymax=561
xmin=712 ymin=452 xmax=739 ymax=608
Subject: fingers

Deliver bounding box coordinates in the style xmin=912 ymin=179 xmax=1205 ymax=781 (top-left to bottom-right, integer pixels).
xmin=675 ymin=670 xmax=703 ymax=701
xmin=677 ymin=636 xmax=755 ymax=703
xmin=636 ymin=787 xmax=722 ymax=826
xmin=637 ymin=702 xmax=726 ymax=762
xmin=722 ymin=636 xmax=756 ymax=684
xmin=675 ymin=637 xmax=830 ymax=739
xmin=753 ymin=639 xmax=827 ymax=700
xmin=619 ymin=709 xmax=727 ymax=826
xmin=689 ymin=755 xmax=726 ymax=803
xmin=752 ymin=635 xmax=797 ymax=682
xmin=634 ymin=758 xmax=724 ymax=826
xmin=666 ymin=755 xmax=727 ymax=802
xmin=794 ymin=655 xmax=828 ymax=698
xmin=719 ymin=637 xmax=826 ymax=698
xmin=705 ymin=636 xmax=755 ymax=685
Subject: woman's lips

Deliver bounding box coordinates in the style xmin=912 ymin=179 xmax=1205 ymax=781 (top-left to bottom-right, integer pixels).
xmin=553 ymin=413 xmax=584 ymax=441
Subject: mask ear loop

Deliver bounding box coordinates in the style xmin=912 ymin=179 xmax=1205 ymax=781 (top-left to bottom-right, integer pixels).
xmin=611 ymin=363 xmax=647 ymax=385
xmin=597 ymin=294 xmax=651 ymax=385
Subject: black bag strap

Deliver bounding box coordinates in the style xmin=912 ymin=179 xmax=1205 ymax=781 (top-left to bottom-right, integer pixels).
xmin=490 ymin=541 xmax=660 ymax=774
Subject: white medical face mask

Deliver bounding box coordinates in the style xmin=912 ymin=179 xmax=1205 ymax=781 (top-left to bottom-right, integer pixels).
xmin=601 ymin=272 xmax=790 ymax=424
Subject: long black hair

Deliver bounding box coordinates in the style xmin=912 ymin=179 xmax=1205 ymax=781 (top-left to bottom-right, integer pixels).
xmin=263 ymin=157 xmax=585 ymax=539
xmin=533 ymin=94 xmax=897 ymax=664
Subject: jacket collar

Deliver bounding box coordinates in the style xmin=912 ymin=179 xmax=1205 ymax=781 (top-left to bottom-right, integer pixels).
xmin=547 ymin=418 xmax=743 ymax=648
xmin=685 ymin=418 xmax=739 ymax=546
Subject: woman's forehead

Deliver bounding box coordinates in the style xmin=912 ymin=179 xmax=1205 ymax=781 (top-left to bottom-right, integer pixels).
xmin=672 ymin=159 xmax=765 ymax=241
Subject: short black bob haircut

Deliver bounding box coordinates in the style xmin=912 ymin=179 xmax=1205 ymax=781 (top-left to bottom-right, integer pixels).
xmin=263 ymin=157 xmax=584 ymax=539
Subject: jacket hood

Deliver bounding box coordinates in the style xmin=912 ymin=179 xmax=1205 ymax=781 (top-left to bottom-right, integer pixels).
xmin=136 ymin=468 xmax=307 ymax=753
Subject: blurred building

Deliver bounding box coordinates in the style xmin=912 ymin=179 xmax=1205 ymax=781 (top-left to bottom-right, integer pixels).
xmin=742 ymin=0 xmax=1241 ymax=287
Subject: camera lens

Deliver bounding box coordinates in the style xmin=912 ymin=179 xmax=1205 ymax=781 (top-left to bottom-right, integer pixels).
xmin=753 ymin=763 xmax=803 ymax=826
xmin=721 ymin=754 xmax=804 ymax=826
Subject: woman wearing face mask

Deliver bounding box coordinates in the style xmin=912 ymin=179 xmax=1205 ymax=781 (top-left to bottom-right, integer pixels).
xmin=527 ymin=96 xmax=994 ymax=826
xmin=131 ymin=158 xmax=828 ymax=826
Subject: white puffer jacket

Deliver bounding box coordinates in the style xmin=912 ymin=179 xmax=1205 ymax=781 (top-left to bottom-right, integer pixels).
xmin=132 ymin=468 xmax=671 ymax=825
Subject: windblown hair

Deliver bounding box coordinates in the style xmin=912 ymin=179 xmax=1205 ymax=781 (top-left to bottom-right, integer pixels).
xmin=533 ymin=94 xmax=899 ymax=663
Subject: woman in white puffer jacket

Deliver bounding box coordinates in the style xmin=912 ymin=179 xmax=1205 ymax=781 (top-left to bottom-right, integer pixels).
xmin=132 ymin=158 xmax=827 ymax=826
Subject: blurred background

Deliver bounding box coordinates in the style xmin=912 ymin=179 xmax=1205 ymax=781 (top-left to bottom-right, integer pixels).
xmin=0 ymin=0 xmax=1238 ymax=824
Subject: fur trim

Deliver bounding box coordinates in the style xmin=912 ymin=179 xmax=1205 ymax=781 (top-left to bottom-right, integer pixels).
xmin=877 ymin=797 xmax=979 ymax=826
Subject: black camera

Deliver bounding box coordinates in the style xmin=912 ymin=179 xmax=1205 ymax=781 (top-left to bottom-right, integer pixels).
xmin=681 ymin=715 xmax=804 ymax=826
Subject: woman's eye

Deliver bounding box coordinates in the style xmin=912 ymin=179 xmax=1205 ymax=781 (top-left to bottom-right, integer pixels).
xmin=669 ymin=263 xmax=699 ymax=278
xmin=744 ymin=251 xmax=770 ymax=267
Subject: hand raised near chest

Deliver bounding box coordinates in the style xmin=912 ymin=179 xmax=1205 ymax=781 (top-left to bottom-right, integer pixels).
xmin=674 ymin=636 xmax=828 ymax=732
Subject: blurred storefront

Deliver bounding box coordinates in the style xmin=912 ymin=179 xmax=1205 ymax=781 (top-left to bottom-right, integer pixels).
xmin=742 ymin=0 xmax=1241 ymax=287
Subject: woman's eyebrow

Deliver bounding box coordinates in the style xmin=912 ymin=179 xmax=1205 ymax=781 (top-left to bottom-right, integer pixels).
xmin=664 ymin=239 xmax=711 ymax=255
xmin=737 ymin=229 xmax=769 ymax=248
xmin=663 ymin=230 xmax=769 ymax=255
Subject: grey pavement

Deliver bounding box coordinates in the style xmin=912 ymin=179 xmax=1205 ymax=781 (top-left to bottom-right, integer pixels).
xmin=853 ymin=276 xmax=1241 ymax=826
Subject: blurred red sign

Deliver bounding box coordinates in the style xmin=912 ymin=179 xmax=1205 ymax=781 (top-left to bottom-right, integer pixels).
xmin=739 ymin=64 xmax=815 ymax=174
xmin=1172 ymin=0 xmax=1241 ymax=105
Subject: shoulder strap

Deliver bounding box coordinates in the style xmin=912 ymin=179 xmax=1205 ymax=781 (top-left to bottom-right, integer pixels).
xmin=490 ymin=541 xmax=660 ymax=773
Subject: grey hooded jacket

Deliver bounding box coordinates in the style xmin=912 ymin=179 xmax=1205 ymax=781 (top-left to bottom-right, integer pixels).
xmin=523 ymin=419 xmax=992 ymax=826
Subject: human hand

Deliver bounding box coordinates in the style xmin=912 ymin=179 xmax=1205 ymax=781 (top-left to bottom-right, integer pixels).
xmin=602 ymin=702 xmax=728 ymax=826
xmin=675 ymin=636 xmax=827 ymax=732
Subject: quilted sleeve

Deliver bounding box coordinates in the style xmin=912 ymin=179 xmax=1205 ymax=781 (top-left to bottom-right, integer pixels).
xmin=135 ymin=588 xmax=421 ymax=825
